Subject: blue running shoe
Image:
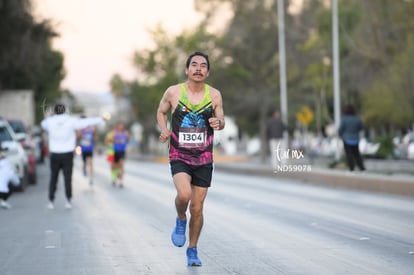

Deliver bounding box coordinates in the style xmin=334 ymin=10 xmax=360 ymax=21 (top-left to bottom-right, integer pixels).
xmin=171 ymin=217 xmax=186 ymax=247
xmin=186 ymin=247 xmax=202 ymax=266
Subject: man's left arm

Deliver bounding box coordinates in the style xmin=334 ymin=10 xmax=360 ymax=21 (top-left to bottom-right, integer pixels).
xmin=209 ymin=89 xmax=225 ymax=131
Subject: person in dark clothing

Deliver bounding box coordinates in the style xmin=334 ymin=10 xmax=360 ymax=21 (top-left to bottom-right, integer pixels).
xmin=338 ymin=104 xmax=366 ymax=171
xmin=266 ymin=110 xmax=286 ymax=167
xmin=78 ymin=124 xmax=97 ymax=186
xmin=105 ymin=122 xmax=129 ymax=188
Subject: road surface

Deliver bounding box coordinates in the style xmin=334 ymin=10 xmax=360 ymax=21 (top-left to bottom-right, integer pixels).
xmin=1 ymin=155 xmax=413 ymax=274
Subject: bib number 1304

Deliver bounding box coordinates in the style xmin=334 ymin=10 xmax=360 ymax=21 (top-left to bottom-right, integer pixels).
xmin=180 ymin=133 xmax=203 ymax=142
xmin=178 ymin=128 xmax=206 ymax=148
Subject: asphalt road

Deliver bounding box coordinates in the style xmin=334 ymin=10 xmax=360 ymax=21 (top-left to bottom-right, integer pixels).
xmin=1 ymin=155 xmax=414 ymax=275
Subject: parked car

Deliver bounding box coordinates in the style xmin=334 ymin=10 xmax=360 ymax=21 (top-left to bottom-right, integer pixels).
xmin=0 ymin=119 xmax=28 ymax=191
xmin=402 ymin=131 xmax=414 ymax=160
xmin=7 ymin=119 xmax=37 ymax=184
xmin=31 ymin=126 xmax=47 ymax=163
xmin=7 ymin=119 xmax=27 ymax=142
xmin=393 ymin=131 xmax=414 ymax=160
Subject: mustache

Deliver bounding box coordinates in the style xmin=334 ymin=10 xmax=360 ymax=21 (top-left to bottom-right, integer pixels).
xmin=193 ymin=72 xmax=203 ymax=76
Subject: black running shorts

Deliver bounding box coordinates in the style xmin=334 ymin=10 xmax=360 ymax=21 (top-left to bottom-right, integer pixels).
xmin=114 ymin=151 xmax=126 ymax=163
xmin=170 ymin=160 xmax=213 ymax=188
xmin=82 ymin=151 xmax=93 ymax=162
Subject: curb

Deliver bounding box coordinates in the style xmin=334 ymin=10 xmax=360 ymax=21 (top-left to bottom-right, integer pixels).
xmin=130 ymin=153 xmax=414 ymax=197
xmin=215 ymin=162 xmax=414 ymax=198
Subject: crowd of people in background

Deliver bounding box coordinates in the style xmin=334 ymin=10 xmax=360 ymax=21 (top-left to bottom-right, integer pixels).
xmin=36 ymin=103 xmax=135 ymax=209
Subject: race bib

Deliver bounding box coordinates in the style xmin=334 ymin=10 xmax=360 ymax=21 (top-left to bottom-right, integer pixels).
xmin=178 ymin=127 xmax=207 ymax=148
xmin=80 ymin=137 xmax=91 ymax=147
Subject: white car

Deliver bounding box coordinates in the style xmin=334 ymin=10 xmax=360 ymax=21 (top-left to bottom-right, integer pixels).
xmin=0 ymin=119 xmax=28 ymax=191
xmin=30 ymin=126 xmax=46 ymax=163
xmin=404 ymin=132 xmax=414 ymax=160
xmin=393 ymin=131 xmax=414 ymax=160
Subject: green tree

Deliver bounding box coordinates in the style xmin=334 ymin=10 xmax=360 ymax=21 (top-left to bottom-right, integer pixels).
xmin=194 ymin=0 xmax=283 ymax=160
xmin=33 ymin=50 xmax=65 ymax=121
xmin=358 ymin=1 xmax=414 ymax=132
xmin=118 ymin=0 xmax=414 ymax=153
xmin=326 ymin=0 xmax=414 ymax=133
xmin=362 ymin=34 xmax=414 ymax=130
xmin=0 ymin=0 xmax=65 ymax=122
xmin=112 ymin=24 xmax=218 ymax=150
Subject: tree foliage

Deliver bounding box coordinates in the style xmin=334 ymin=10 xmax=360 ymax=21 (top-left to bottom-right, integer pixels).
xmin=115 ymin=24 xmax=219 ymax=144
xmin=0 ymin=0 xmax=65 ymax=122
xmin=114 ymin=0 xmax=414 ymax=152
xmin=209 ymin=0 xmax=280 ymax=136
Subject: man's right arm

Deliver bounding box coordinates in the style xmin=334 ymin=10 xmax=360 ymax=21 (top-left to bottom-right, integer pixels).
xmin=75 ymin=117 xmax=104 ymax=130
xmin=157 ymin=88 xmax=172 ymax=143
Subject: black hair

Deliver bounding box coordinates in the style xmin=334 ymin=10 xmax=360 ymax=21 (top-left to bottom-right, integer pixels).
xmin=54 ymin=104 xmax=66 ymax=115
xmin=343 ymin=104 xmax=356 ymax=115
xmin=185 ymin=51 xmax=210 ymax=70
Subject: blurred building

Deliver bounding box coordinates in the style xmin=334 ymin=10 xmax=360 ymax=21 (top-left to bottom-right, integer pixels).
xmin=74 ymin=92 xmax=115 ymax=118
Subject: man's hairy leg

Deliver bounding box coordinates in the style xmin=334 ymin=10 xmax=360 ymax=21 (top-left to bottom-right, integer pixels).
xmin=189 ymin=185 xmax=208 ymax=247
xmin=173 ymin=173 xmax=192 ymax=220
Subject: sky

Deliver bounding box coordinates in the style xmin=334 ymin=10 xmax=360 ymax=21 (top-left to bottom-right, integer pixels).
xmin=33 ymin=0 xmax=202 ymax=94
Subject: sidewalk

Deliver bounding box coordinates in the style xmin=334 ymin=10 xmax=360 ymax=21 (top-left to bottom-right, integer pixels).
xmin=213 ymin=156 xmax=414 ymax=197
xmin=130 ymin=152 xmax=414 ymax=197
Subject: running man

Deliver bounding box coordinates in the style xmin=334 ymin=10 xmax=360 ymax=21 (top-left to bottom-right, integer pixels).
xmin=105 ymin=122 xmax=129 ymax=187
xmin=157 ymin=51 xmax=225 ymax=266
xmin=78 ymin=124 xmax=97 ymax=185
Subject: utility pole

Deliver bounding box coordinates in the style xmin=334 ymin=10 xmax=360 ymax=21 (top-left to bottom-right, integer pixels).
xmin=332 ymin=0 xmax=341 ymax=161
xmin=277 ymin=0 xmax=288 ymax=151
